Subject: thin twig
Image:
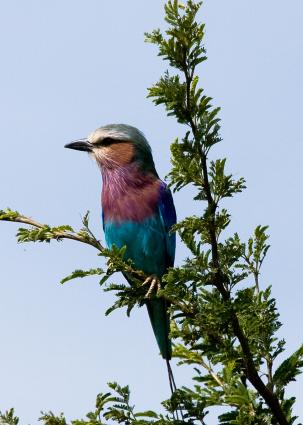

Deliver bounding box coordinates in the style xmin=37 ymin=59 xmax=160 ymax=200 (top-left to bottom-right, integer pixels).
xmin=4 ymin=214 xmax=105 ymax=251
xmin=200 ymin=358 xmax=225 ymax=388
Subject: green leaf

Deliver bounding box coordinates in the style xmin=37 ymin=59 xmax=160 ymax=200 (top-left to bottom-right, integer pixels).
xmin=273 ymin=344 xmax=303 ymax=392
xmin=134 ymin=411 xmax=159 ymax=418
xmin=60 ymin=268 xmax=104 ymax=284
xmin=39 ymin=412 xmax=67 ymax=425
xmin=0 ymin=409 xmax=19 ymax=425
xmin=0 ymin=208 xmax=20 ymax=221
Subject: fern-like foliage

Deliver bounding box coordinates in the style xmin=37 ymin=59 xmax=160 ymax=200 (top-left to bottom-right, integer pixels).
xmin=0 ymin=1 xmax=302 ymax=424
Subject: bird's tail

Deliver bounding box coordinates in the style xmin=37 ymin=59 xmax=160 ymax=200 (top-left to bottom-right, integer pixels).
xmin=146 ymin=299 xmax=184 ymax=419
xmin=166 ymin=358 xmax=177 ymax=394
xmin=146 ymin=298 xmax=172 ymax=360
xmin=166 ymin=359 xmax=184 ymax=421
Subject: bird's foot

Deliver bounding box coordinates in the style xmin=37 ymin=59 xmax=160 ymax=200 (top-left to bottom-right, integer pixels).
xmin=142 ymin=275 xmax=161 ymax=298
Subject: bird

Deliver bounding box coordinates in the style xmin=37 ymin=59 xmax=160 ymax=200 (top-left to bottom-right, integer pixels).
xmin=65 ymin=124 xmax=177 ymax=391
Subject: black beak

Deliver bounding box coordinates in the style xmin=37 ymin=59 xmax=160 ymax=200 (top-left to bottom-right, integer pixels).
xmin=64 ymin=139 xmax=94 ymax=152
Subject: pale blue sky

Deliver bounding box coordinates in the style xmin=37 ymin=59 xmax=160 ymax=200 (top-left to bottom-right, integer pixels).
xmin=1 ymin=1 xmax=303 ymax=424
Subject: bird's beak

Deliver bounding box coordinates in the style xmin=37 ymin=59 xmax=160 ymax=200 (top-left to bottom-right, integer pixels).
xmin=64 ymin=138 xmax=94 ymax=152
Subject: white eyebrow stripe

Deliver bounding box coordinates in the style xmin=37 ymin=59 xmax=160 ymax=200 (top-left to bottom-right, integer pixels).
xmin=88 ymin=124 xmax=150 ymax=149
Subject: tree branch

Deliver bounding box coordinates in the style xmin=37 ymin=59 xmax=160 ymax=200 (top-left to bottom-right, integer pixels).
xmin=0 ymin=212 xmax=104 ymax=251
xmin=0 ymin=210 xmax=195 ymax=320
xmin=182 ymin=57 xmax=289 ymax=425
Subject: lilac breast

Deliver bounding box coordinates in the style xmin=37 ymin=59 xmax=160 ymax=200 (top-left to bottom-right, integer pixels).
xmin=101 ymin=166 xmax=161 ymax=223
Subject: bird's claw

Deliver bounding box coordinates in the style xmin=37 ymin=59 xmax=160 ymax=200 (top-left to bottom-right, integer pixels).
xmin=142 ymin=275 xmax=161 ymax=298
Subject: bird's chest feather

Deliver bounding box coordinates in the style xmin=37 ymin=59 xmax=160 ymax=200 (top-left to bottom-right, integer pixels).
xmin=102 ymin=178 xmax=166 ymax=275
xmin=102 ymin=174 xmax=161 ymax=222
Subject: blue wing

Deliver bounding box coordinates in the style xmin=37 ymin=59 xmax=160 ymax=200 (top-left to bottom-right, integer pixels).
xmin=102 ymin=210 xmax=105 ymax=232
xmin=158 ymin=182 xmax=177 ymax=268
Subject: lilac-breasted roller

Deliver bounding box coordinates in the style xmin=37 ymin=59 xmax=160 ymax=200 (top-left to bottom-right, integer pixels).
xmin=65 ymin=124 xmax=176 ymax=367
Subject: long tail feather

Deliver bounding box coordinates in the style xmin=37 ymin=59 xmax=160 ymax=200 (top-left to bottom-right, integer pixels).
xmin=166 ymin=359 xmax=184 ymax=421
xmin=166 ymin=359 xmax=177 ymax=393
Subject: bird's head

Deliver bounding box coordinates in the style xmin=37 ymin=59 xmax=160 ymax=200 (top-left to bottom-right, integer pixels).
xmin=65 ymin=124 xmax=157 ymax=175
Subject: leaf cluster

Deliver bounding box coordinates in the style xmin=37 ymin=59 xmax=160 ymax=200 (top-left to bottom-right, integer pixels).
xmin=2 ymin=383 xmax=175 ymax=425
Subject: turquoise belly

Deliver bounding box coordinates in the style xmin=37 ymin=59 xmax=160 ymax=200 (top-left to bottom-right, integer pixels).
xmin=104 ymin=216 xmax=166 ymax=277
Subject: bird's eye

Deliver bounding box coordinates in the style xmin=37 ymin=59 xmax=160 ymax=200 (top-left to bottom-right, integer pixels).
xmin=101 ymin=137 xmax=115 ymax=146
xmin=93 ymin=137 xmax=120 ymax=147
